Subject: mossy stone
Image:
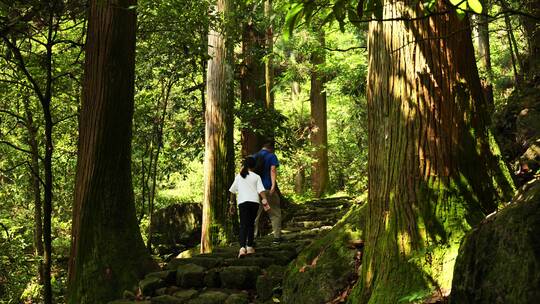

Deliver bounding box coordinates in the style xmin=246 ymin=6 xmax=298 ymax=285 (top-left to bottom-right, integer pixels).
xmin=224 ymin=293 xmax=249 ymax=304
xmin=187 ymin=291 xmax=229 ymax=304
xmin=204 ymin=268 xmax=221 ymax=288
xmin=151 ymin=295 xmax=183 ymax=304
xmin=451 ymin=179 xmax=540 ymax=304
xmin=146 ymin=270 xmax=177 ymax=284
xmin=220 ymin=266 xmax=261 ymax=289
xmin=176 ymin=263 xmax=206 ymax=288
xmin=173 ymin=289 xmax=198 ymax=301
xmin=139 ymin=276 xmax=165 ymax=297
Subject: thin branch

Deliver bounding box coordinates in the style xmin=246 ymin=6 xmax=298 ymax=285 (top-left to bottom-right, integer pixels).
xmin=0 ymin=222 xmax=10 ymax=241
xmin=0 ymin=109 xmax=25 ymax=121
xmin=0 ymin=140 xmax=34 ymax=156
xmin=324 ymin=46 xmax=366 ymax=52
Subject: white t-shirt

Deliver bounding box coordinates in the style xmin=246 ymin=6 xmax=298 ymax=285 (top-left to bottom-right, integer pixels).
xmin=229 ymin=171 xmax=266 ymax=205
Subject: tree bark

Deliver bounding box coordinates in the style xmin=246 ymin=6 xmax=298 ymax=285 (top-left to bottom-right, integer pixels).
xmin=310 ymin=31 xmax=329 ymax=198
xmin=68 ymin=1 xmax=157 ymax=302
xmin=265 ymin=0 xmax=274 ymax=110
xmin=240 ymin=6 xmax=266 ymax=157
xmin=474 ymin=0 xmax=493 ymax=107
xmin=23 ymin=97 xmax=44 ymax=284
xmin=201 ymin=0 xmax=236 ymax=253
xmin=349 ymin=1 xmax=515 ymax=302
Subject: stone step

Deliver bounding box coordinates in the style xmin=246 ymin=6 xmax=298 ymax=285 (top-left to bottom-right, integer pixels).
xmin=110 ymin=199 xmax=353 ymax=304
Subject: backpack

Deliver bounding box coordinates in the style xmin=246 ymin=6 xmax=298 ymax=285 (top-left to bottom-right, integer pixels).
xmin=253 ymin=151 xmax=266 ymax=177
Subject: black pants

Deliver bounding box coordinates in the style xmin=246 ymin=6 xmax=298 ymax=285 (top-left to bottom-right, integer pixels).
xmin=238 ymin=201 xmax=260 ymax=247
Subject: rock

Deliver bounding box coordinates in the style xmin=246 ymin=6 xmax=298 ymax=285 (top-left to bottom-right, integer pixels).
xmin=451 ymin=178 xmax=540 ymax=303
xmin=122 ymin=290 xmax=136 ymax=300
xmin=224 ymin=257 xmax=274 ymax=268
xmin=256 ymin=275 xmax=275 ymax=301
xmin=151 ymin=203 xmax=202 ymax=253
xmin=169 ymin=257 xmax=224 ymax=270
xmin=220 ymin=266 xmax=261 ymax=289
xmin=173 ymin=289 xmax=198 ymax=302
xmin=151 ymin=295 xmax=183 ymax=304
xmin=203 ymin=268 xmax=221 ymax=288
xmin=146 ymin=270 xmax=177 ymax=285
xmin=224 ymin=293 xmax=249 ymax=304
xmin=109 ymin=301 xmax=151 ymax=304
xmin=140 ymin=276 xmax=165 ymax=297
xmin=176 ymin=263 xmax=206 ymax=288
xmin=187 ymin=291 xmax=229 ymax=304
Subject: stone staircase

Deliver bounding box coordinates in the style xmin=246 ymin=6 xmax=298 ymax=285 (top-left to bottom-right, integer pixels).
xmin=110 ymin=197 xmax=352 ymax=304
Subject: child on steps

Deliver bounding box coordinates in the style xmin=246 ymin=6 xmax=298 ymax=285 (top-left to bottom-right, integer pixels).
xmin=229 ymin=156 xmax=269 ymax=258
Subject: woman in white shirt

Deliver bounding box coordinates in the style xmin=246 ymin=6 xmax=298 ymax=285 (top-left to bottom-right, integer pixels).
xmin=229 ymin=156 xmax=269 ymax=258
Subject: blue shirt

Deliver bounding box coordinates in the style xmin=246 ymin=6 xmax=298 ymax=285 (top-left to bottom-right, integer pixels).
xmin=256 ymin=149 xmax=279 ymax=190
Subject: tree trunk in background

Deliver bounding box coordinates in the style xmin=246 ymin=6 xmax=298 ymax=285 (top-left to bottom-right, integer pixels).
xmin=68 ymin=1 xmax=157 ymax=302
xmin=265 ymin=0 xmax=274 ymax=110
xmin=23 ymin=98 xmax=44 ymax=284
xmin=201 ymin=0 xmax=235 ymax=253
xmin=474 ymin=0 xmax=493 ymax=107
xmin=520 ymin=0 xmax=540 ymax=81
xmin=241 ymin=6 xmax=266 ymax=157
xmin=349 ymin=2 xmax=515 ymax=303
xmin=310 ymin=31 xmax=329 ymax=198
xmin=292 ymin=80 xmax=305 ymax=194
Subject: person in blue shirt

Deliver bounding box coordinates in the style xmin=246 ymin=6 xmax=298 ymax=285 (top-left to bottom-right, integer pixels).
xmin=254 ymin=140 xmax=282 ymax=243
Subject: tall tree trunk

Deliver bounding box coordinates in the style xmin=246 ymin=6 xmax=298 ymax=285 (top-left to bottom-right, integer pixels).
xmin=201 ymin=0 xmax=236 ymax=253
xmin=265 ymin=0 xmax=274 ymax=110
xmin=292 ymin=80 xmax=305 ymax=195
xmin=146 ymin=79 xmax=173 ymax=251
xmin=240 ymin=6 xmax=266 ymax=156
xmin=23 ymin=98 xmax=44 ymax=284
xmin=68 ymin=1 xmax=157 ymax=302
xmin=310 ymin=31 xmax=329 ymax=198
xmin=349 ymin=2 xmax=515 ymax=303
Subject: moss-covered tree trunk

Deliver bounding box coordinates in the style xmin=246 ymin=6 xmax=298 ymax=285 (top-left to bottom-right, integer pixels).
xmin=201 ymin=0 xmax=235 ymax=253
xmin=68 ymin=1 xmax=157 ymax=302
xmin=350 ymin=2 xmax=514 ymax=303
xmin=240 ymin=7 xmax=266 ymax=156
xmin=310 ymin=31 xmax=329 ymax=198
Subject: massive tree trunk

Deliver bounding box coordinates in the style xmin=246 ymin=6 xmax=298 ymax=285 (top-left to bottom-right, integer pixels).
xmin=240 ymin=6 xmax=266 ymax=156
xmin=201 ymin=0 xmax=235 ymax=253
xmin=68 ymin=1 xmax=157 ymax=302
xmin=349 ymin=2 xmax=515 ymax=303
xmin=310 ymin=31 xmax=329 ymax=198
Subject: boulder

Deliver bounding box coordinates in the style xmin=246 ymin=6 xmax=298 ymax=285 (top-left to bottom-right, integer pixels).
xmin=451 ymin=178 xmax=540 ymax=303
xmin=151 ymin=203 xmax=202 ymax=254
xmin=146 ymin=270 xmax=177 ymax=285
xmin=256 ymin=265 xmax=286 ymax=301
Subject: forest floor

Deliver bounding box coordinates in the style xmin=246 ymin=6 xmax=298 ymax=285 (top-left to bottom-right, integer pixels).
xmin=109 ymin=197 xmax=353 ymax=304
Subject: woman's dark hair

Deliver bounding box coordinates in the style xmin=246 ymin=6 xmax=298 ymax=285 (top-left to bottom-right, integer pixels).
xmin=240 ymin=156 xmax=257 ymax=178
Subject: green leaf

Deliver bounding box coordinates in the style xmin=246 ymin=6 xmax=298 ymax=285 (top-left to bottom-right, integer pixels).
xmin=468 ymin=0 xmax=483 ymax=14
xmin=283 ymin=3 xmax=305 ymax=41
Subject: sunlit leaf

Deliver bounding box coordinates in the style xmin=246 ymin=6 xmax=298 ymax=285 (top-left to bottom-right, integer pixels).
xmin=468 ymin=0 xmax=483 ymax=14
